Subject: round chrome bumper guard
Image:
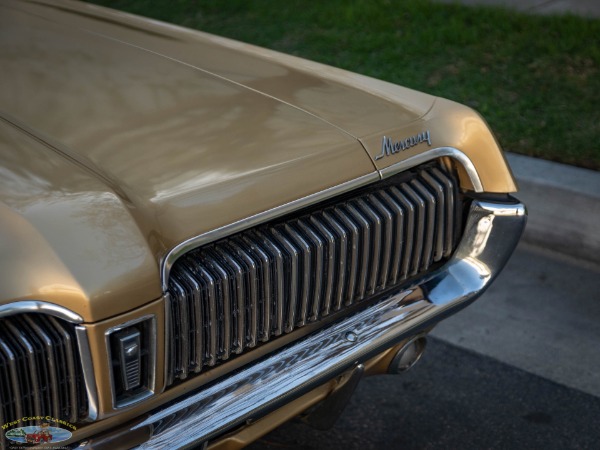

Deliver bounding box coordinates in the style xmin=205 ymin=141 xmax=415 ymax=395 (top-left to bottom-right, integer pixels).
xmin=86 ymin=199 xmax=525 ymax=450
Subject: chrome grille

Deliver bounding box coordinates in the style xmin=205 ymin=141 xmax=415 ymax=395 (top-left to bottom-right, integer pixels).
xmin=167 ymin=163 xmax=461 ymax=386
xmin=0 ymin=314 xmax=88 ymax=431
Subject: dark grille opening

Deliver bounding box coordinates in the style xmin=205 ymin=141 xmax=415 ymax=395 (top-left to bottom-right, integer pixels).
xmin=0 ymin=314 xmax=88 ymax=444
xmin=166 ymin=161 xmax=463 ymax=386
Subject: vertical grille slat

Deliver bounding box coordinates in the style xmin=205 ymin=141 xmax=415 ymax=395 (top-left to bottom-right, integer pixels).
xmin=431 ymin=167 xmax=457 ymax=257
xmin=203 ymin=251 xmax=232 ymax=361
xmin=356 ymin=198 xmax=383 ymax=296
xmin=215 ymin=246 xmax=246 ymax=355
xmin=170 ymin=278 xmax=189 ymax=380
xmin=0 ymin=340 xmax=23 ymax=421
xmin=6 ymin=321 xmax=42 ymax=417
xmin=388 ymin=186 xmax=415 ymax=281
xmin=376 ymin=190 xmax=405 ymax=285
xmin=398 ymin=185 xmax=424 ymax=277
xmin=179 ymin=270 xmax=204 ymax=374
xmin=341 ymin=204 xmax=371 ymax=304
xmin=324 ymin=210 xmax=352 ymax=310
xmin=309 ymin=215 xmax=337 ymax=317
xmin=336 ymin=210 xmax=360 ymax=305
xmin=23 ymin=316 xmax=60 ymax=419
xmin=368 ymin=194 xmax=394 ymax=290
xmin=296 ymin=219 xmax=325 ymax=322
xmin=0 ymin=314 xmax=88 ymax=447
xmin=270 ymin=227 xmax=300 ymax=333
xmin=188 ymin=262 xmax=218 ymax=366
xmin=284 ymin=224 xmax=313 ymax=328
xmin=241 ymin=235 xmax=272 ymax=343
xmin=419 ymin=171 xmax=446 ymax=262
xmin=410 ymin=179 xmax=436 ymax=270
xmin=47 ymin=316 xmax=79 ymax=423
xmin=253 ymin=231 xmax=285 ymax=337
xmin=229 ymin=239 xmax=259 ymax=349
xmin=166 ymin=163 xmax=463 ymax=386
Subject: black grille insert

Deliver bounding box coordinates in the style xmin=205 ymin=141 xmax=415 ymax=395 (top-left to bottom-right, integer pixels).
xmin=0 ymin=313 xmax=88 ymax=444
xmin=166 ymin=162 xmax=462 ymax=386
xmin=0 ymin=314 xmax=88 ymax=436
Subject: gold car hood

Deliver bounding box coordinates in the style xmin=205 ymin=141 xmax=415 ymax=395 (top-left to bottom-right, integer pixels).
xmin=0 ymin=1 xmax=386 ymax=321
xmin=0 ymin=1 xmax=515 ymax=322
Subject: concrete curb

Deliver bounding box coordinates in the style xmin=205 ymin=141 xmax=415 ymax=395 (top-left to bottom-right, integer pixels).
xmin=505 ymin=152 xmax=600 ymax=266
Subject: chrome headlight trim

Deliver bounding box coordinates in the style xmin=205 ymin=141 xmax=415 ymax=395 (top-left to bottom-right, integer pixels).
xmin=378 ymin=146 xmax=484 ymax=192
xmin=0 ymin=301 xmax=83 ymax=323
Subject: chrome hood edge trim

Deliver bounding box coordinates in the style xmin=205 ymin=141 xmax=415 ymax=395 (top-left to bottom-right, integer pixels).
xmin=0 ymin=301 xmax=83 ymax=323
xmin=160 ymin=147 xmax=485 ymax=291
xmin=377 ymin=146 xmax=484 ymax=192
xmin=160 ymin=172 xmax=380 ymax=291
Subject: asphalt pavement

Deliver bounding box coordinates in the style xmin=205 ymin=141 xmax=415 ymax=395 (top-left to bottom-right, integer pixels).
xmin=249 ymin=337 xmax=600 ymax=450
xmin=248 ymin=240 xmax=600 ymax=449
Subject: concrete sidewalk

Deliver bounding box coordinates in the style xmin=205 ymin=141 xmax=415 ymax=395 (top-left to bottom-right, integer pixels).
xmin=506 ymin=153 xmax=600 ymax=267
xmin=434 ymin=0 xmax=600 ymax=18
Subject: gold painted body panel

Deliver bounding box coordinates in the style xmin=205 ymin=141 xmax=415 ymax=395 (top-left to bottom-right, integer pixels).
xmin=32 ymin=0 xmax=516 ymax=194
xmin=0 ymin=1 xmax=516 ymax=322
xmin=0 ymin=1 xmax=378 ymax=320
xmin=0 ymin=0 xmax=520 ymax=446
xmin=0 ymin=119 xmax=162 ymax=321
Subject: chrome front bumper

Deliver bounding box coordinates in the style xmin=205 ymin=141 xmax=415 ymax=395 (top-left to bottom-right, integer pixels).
xmin=81 ymin=199 xmax=526 ymax=449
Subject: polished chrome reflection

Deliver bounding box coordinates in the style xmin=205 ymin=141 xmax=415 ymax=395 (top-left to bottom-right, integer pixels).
xmin=0 ymin=301 xmax=83 ymax=323
xmin=164 ymin=163 xmax=460 ymax=385
xmin=388 ymin=335 xmax=427 ymax=374
xmin=379 ymin=147 xmax=484 ymax=192
xmin=129 ymin=199 xmax=526 ymax=449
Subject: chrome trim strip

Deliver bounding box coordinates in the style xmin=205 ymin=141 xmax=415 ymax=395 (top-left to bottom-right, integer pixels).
xmin=130 ymin=199 xmax=525 ymax=449
xmin=105 ymin=315 xmax=158 ymax=409
xmin=378 ymin=147 xmax=484 ymax=193
xmin=161 ymin=172 xmax=380 ymax=291
xmin=0 ymin=301 xmax=83 ymax=323
xmin=164 ymin=293 xmax=174 ymax=386
xmin=75 ymin=326 xmax=99 ymax=421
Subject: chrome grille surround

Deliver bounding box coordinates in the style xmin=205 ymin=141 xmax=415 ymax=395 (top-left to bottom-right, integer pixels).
xmin=166 ymin=162 xmax=461 ymax=386
xmin=0 ymin=314 xmax=88 ymax=437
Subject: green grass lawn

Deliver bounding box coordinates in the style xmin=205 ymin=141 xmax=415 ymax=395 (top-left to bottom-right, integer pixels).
xmin=90 ymin=0 xmax=600 ymax=170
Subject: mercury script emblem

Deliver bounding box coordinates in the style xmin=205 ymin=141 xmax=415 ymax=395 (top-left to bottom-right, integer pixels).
xmin=375 ymin=130 xmax=432 ymax=161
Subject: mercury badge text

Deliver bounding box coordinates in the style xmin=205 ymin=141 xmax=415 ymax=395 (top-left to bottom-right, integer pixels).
xmin=375 ymin=130 xmax=432 ymax=160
